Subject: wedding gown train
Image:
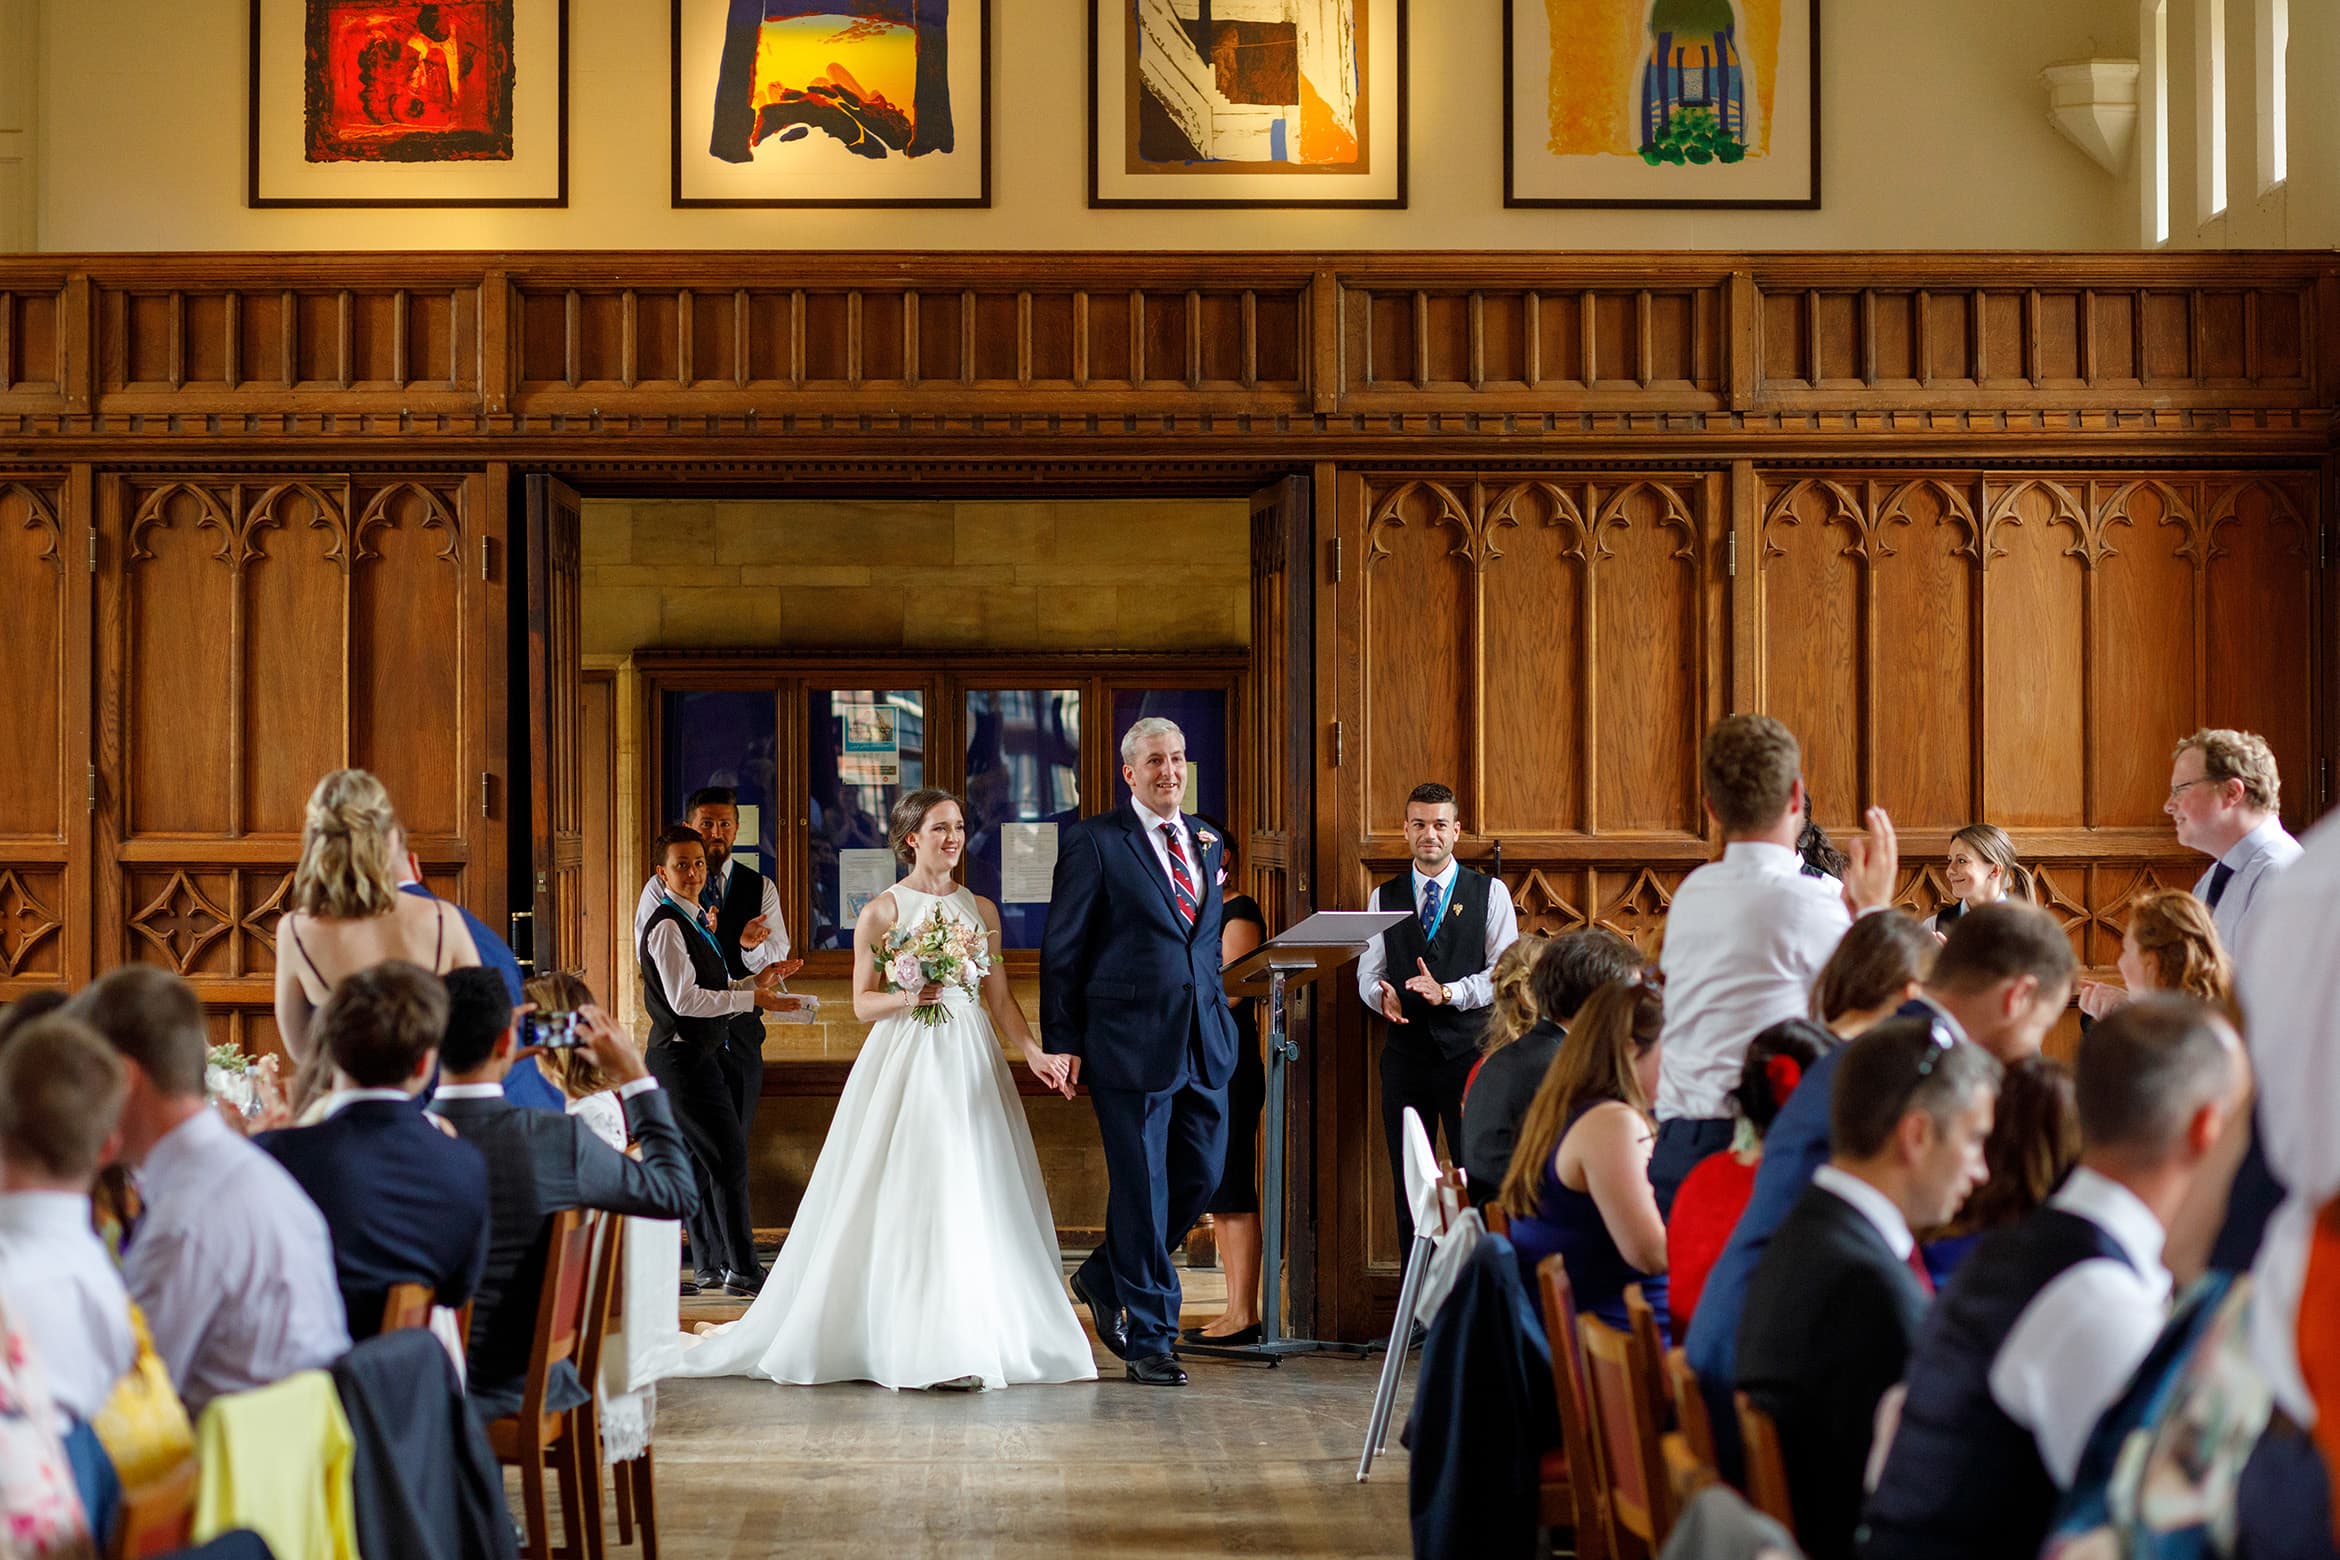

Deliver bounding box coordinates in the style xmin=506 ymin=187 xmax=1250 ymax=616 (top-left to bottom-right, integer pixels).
xmin=668 ymin=882 xmax=1099 ymax=1391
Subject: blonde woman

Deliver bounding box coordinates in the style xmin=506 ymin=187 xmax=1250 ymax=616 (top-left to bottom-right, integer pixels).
xmin=1922 ymin=823 xmax=2034 ymax=936
xmin=274 ymin=769 xmax=480 ymax=1066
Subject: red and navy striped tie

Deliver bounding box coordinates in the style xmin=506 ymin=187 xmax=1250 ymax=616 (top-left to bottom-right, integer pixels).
xmin=1162 ymin=824 xmax=1199 ymax=927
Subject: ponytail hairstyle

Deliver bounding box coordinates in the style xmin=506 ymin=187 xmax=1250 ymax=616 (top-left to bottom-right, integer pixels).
xmin=1950 ymin=823 xmax=2034 ymax=905
xmin=290 ymin=769 xmax=403 ymax=920
xmin=1497 ymin=973 xmax=1664 ymax=1218
xmin=1479 ymin=935 xmax=1550 ymax=1056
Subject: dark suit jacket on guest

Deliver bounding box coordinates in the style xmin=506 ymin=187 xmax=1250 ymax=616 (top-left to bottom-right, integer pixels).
xmin=1461 ymin=1020 xmax=1566 ymax=1207
xmin=1734 ymin=1182 xmax=1930 ymax=1560
xmin=259 ymin=1098 xmax=492 ymax=1340
xmin=433 ymin=1086 xmax=695 ymax=1417
xmin=1039 ymin=804 xmax=1239 ymax=1095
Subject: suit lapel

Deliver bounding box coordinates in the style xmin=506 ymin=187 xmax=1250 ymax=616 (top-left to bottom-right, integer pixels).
xmin=1186 ymin=814 xmax=1220 ymax=938
xmin=1119 ymin=807 xmax=1185 ymax=930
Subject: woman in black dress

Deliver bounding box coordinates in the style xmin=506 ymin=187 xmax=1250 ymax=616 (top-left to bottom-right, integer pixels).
xmin=1184 ymin=827 xmax=1268 ymax=1345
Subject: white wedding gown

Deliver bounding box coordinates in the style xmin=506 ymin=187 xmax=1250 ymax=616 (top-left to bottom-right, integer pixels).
xmin=669 ymin=882 xmax=1098 ymax=1391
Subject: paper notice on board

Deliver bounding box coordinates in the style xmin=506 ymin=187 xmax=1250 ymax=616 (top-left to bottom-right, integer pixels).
xmin=731 ymin=803 xmax=762 ymax=875
xmin=1001 ymin=822 xmax=1058 ymax=904
xmin=839 ymin=701 xmax=901 ymax=785
xmin=840 ymin=848 xmax=899 ymax=920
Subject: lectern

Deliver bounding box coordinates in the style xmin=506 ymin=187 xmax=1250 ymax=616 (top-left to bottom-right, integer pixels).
xmin=1180 ymin=908 xmax=1410 ymax=1364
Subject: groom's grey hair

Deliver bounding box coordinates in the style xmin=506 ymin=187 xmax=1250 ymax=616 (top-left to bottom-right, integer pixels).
xmin=1119 ymin=717 xmax=1186 ymax=767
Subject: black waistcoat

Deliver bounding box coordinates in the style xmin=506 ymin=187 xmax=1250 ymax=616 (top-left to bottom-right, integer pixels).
xmin=1375 ymin=866 xmax=1494 ymax=1061
xmin=639 ymin=900 xmax=733 ymax=1049
xmin=710 ymin=862 xmax=766 ymax=981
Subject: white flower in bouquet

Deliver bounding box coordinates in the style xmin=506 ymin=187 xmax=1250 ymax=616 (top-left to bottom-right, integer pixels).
xmin=874 ymin=904 xmax=990 ymax=1026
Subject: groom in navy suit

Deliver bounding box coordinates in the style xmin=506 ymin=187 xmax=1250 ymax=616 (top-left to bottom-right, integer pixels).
xmin=1041 ymin=717 xmax=1239 ymax=1386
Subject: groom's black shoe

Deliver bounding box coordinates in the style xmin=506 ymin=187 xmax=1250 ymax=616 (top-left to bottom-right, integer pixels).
xmin=1069 ymin=1271 xmax=1127 ymax=1361
xmin=1125 ymin=1353 xmax=1188 ymax=1387
xmin=721 ymin=1267 xmax=765 ymax=1296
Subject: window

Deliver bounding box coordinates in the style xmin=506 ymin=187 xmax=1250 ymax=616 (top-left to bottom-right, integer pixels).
xmin=642 ymin=654 xmax=1242 ymax=972
xmin=2198 ymin=0 xmax=2227 ymax=220
xmin=2256 ymin=0 xmax=2287 ymax=194
xmin=2145 ymin=0 xmax=2171 ymax=245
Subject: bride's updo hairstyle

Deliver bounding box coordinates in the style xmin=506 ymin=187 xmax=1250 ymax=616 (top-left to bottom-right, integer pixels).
xmin=890 ymin=787 xmax=965 ymax=866
xmin=291 ymin=768 xmax=403 ymax=920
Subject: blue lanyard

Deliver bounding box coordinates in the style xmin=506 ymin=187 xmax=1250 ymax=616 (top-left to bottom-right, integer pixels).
xmin=659 ymin=887 xmax=725 ymax=959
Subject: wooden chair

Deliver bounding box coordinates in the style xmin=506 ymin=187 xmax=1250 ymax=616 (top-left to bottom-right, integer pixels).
xmin=486 ymin=1208 xmax=604 ymax=1560
xmin=1733 ymin=1391 xmax=1797 ymax=1535
xmin=1660 ymin=1430 xmax=1718 ymax=1514
xmin=576 ymin=1216 xmax=660 ymax=1559
xmin=1624 ymin=1285 xmax=1670 ymax=1433
xmin=1534 ymin=1256 xmax=1610 ymax=1560
xmin=1483 ymin=1201 xmax=1511 ymax=1236
xmin=1581 ymin=1312 xmax=1675 ymax=1554
xmin=1664 ymin=1347 xmax=1717 ymax=1470
xmin=107 ymin=1454 xmax=198 ymax=1560
xmin=380 ymin=1281 xmax=435 ymax=1333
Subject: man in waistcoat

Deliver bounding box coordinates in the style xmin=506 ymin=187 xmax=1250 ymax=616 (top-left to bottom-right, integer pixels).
xmin=1356 ymin=782 xmax=1520 ymax=1247
xmin=635 ymin=823 xmax=795 ymax=1296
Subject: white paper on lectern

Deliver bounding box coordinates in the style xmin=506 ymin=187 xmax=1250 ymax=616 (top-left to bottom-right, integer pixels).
xmin=1269 ymin=910 xmax=1413 ymax=946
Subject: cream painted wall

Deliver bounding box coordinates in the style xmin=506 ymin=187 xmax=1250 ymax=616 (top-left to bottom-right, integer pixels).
xmin=25 ymin=0 xmax=2145 ymax=253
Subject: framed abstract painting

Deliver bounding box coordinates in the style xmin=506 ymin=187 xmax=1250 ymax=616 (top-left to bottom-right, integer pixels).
xmin=1504 ymin=0 xmax=1818 ymax=209
xmin=1089 ymin=0 xmax=1406 ymax=210
xmin=671 ymin=0 xmax=992 ymax=209
xmin=248 ymin=0 xmax=569 ymax=208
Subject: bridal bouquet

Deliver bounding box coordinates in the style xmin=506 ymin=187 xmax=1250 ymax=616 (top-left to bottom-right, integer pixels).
xmin=875 ymin=904 xmax=991 ymax=1026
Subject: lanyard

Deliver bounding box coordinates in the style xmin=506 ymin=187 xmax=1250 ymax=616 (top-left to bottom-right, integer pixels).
xmin=658 ymin=886 xmax=726 ymax=960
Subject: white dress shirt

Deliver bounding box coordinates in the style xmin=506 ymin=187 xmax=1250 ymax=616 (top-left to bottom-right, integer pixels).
xmin=2237 ymin=805 xmax=2340 ymax=1426
xmin=1811 ymin=1164 xmax=1917 ymax=1261
xmin=126 ymin=1107 xmax=349 ymax=1412
xmin=633 ymin=858 xmax=790 ymax=969
xmin=1985 ymin=1167 xmax=2172 ymax=1488
xmin=641 ymin=894 xmax=759 ymax=1020
xmin=2192 ymin=814 xmax=2303 ymax=964
xmin=1655 ymin=842 xmax=1863 ymax=1121
xmin=436 ymin=1075 xmax=658 ymax=1104
xmin=1354 ymin=859 xmax=1522 ymax=1012
xmin=1130 ymin=797 xmax=1205 ymax=899
xmin=0 ymin=1190 xmax=137 ymax=1422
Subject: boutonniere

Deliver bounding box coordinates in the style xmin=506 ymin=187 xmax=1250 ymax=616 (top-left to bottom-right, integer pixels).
xmin=1197 ymin=830 xmax=1219 ymax=850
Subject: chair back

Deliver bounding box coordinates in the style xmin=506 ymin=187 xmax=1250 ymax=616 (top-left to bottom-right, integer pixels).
xmin=1624 ymin=1284 xmax=1669 ymax=1426
xmin=1582 ymin=1312 xmax=1675 ymax=1547
xmin=1483 ymin=1201 xmax=1511 ymax=1237
xmin=1665 ymin=1347 xmax=1717 ymax=1469
xmin=1535 ymin=1256 xmax=1611 ymax=1560
xmin=1661 ymin=1430 xmax=1718 ymax=1513
xmin=1734 ymin=1391 xmax=1797 ymax=1534
xmin=521 ymin=1208 xmax=602 ymax=1419
xmin=379 ymin=1281 xmax=435 ymax=1333
xmin=1400 ymin=1106 xmax=1444 ymax=1237
xmin=576 ymin=1214 xmax=628 ymax=1392
xmin=108 ymin=1453 xmax=197 ymax=1560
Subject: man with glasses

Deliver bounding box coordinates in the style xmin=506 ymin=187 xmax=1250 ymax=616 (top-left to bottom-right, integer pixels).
xmin=1357 ymin=781 xmax=1519 ymax=1248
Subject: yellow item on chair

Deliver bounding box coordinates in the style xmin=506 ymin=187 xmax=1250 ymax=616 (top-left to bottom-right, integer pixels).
xmin=93 ymin=1302 xmax=196 ymax=1487
xmin=191 ymin=1370 xmax=360 ymax=1560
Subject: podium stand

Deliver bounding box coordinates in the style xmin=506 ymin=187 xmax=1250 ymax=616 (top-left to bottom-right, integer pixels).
xmin=1180 ymin=909 xmax=1410 ymax=1364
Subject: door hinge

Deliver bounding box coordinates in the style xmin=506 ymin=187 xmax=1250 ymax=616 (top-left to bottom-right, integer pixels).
xmin=1726 ymin=531 xmax=1739 ymax=578
xmin=480 ymin=772 xmax=492 ymax=818
xmin=480 ymin=536 xmax=493 ymax=581
xmin=1331 ymin=536 xmax=1343 ymax=582
xmin=87 ymin=530 xmax=97 ymax=574
xmin=86 ymin=764 xmax=96 ymax=812
xmin=1331 ymin=720 xmax=1344 ymax=767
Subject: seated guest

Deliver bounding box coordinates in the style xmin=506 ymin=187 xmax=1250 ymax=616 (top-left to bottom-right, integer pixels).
xmin=1813 ymin=911 xmax=1938 ymax=1040
xmin=1864 ymin=996 xmax=2245 ymax=1559
xmin=1496 ymin=973 xmax=1670 ymax=1337
xmin=257 ymin=962 xmax=490 ymax=1340
xmin=1737 ymin=1022 xmax=2002 ymax=1560
xmin=432 ymin=966 xmax=694 ymax=1419
xmin=67 ymin=967 xmax=348 ymax=1412
xmin=2076 ymin=887 xmax=2232 ymax=1020
xmin=1460 ymin=935 xmax=1546 ymax=1105
xmin=1687 ymin=903 xmax=2075 ymax=1421
xmin=0 ymin=990 xmax=69 ymax=1048
xmin=1460 ymin=928 xmax=1640 ymax=1208
xmin=1668 ymin=1017 xmax=1827 ymax=1339
xmin=1921 ymin=1054 xmax=2078 ymax=1285
xmin=1921 ymin=822 xmax=2033 ymax=936
xmin=1651 ymin=715 xmax=1898 ymax=1213
xmin=526 ymin=971 xmax=629 ymax=1148
xmin=0 ymin=1015 xmax=137 ymax=1423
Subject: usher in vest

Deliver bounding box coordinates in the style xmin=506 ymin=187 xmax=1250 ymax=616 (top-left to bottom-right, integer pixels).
xmin=1374 ymin=866 xmax=1495 ymax=1062
xmin=639 ymin=899 xmax=733 ymax=1051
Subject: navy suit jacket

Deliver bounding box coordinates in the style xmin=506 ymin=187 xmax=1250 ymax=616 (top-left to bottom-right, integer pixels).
xmin=259 ymin=1098 xmax=492 ymax=1340
xmin=1039 ymin=804 xmax=1240 ymax=1094
xmin=397 ymin=882 xmax=563 ymax=1112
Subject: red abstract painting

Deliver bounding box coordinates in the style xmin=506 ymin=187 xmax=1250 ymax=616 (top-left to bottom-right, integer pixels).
xmin=304 ymin=2 xmax=516 ymax=163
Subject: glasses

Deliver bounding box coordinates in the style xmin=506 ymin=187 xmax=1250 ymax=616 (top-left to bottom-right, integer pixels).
xmin=2167 ymin=779 xmax=2213 ymax=802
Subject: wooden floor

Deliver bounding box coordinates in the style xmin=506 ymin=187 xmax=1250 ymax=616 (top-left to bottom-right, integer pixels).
xmin=621 ymin=1267 xmax=1418 ymax=1558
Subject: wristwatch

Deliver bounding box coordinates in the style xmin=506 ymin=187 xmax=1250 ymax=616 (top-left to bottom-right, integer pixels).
xmin=1440 ymin=982 xmax=1456 ymax=1006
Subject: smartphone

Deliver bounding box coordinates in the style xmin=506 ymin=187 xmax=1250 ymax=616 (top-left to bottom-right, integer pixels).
xmin=521 ymin=1010 xmax=587 ymax=1050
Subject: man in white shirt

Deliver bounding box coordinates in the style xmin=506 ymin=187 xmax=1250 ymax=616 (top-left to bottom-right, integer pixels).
xmin=1863 ymin=996 xmax=2246 ymax=1560
xmin=1355 ymin=782 xmax=1520 ymax=1248
xmin=0 ymin=1015 xmax=138 ymax=1423
xmin=69 ymin=966 xmax=349 ymax=1413
xmin=1651 ymin=714 xmax=1898 ymax=1213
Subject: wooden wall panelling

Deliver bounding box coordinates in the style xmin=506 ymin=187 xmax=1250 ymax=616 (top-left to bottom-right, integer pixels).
xmin=0 ymin=470 xmax=90 ymax=997
xmin=95 ymin=281 xmax=478 ymax=411
xmin=95 ymin=468 xmax=495 ymax=1057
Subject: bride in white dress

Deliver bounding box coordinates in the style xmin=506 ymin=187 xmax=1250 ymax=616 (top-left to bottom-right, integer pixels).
xmin=669 ymin=787 xmax=1099 ymax=1392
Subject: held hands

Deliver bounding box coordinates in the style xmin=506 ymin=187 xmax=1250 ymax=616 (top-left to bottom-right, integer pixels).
xmin=1022 ymin=1044 xmax=1078 ymax=1099
xmin=2076 ymin=979 xmax=2132 ymax=1021
xmin=1840 ymin=806 xmax=1901 ymax=913
xmin=1402 ymin=957 xmax=1449 ymax=1007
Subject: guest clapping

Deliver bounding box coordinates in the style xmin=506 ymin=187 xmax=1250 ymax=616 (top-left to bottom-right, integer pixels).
xmin=1497 ymin=974 xmax=1670 ymax=1338
xmin=1922 ymin=823 xmax=2033 ymax=936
